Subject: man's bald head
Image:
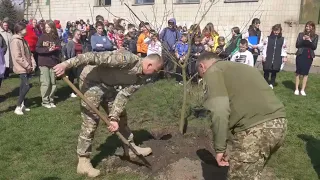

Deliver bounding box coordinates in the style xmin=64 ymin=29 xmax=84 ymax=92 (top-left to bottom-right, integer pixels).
xmin=196 ymin=52 xmax=221 ymax=77
xmin=142 ymin=54 xmax=163 ymax=75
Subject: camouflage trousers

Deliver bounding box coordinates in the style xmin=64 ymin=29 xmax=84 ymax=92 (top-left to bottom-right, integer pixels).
xmin=227 ymin=118 xmax=287 ymax=180
xmin=76 ymin=79 xmax=131 ymax=157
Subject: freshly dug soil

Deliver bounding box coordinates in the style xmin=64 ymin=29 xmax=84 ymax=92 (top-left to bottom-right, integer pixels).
xmin=102 ymin=127 xmax=229 ymax=180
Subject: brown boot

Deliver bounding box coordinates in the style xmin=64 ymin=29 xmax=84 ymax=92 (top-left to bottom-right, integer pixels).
xmin=77 ymin=157 xmax=100 ymax=177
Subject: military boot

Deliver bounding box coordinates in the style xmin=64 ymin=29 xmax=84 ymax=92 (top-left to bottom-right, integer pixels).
xmin=77 ymin=156 xmax=100 ymax=177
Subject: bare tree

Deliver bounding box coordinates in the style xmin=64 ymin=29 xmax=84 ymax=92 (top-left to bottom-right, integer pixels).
xmin=125 ymin=0 xmax=218 ymax=134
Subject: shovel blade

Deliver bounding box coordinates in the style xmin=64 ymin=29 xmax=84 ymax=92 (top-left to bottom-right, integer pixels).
xmin=127 ymin=143 xmax=152 ymax=169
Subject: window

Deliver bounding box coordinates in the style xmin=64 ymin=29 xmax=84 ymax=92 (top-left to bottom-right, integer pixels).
xmin=299 ymin=0 xmax=320 ymax=24
xmin=174 ymin=0 xmax=200 ymax=4
xmin=134 ymin=0 xmax=155 ymax=4
xmin=96 ymin=0 xmax=111 ymax=6
xmin=224 ymin=0 xmax=258 ymax=2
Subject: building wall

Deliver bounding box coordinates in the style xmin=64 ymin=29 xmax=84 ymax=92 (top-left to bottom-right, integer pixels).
xmin=26 ymin=0 xmax=320 ymax=65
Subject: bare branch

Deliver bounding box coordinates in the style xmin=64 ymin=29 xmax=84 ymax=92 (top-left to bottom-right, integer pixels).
xmin=151 ymin=5 xmax=160 ymax=31
xmin=240 ymin=0 xmax=264 ymax=33
xmin=103 ymin=6 xmax=121 ymax=19
xmin=103 ymin=5 xmax=135 ymax=26
xmin=193 ymin=1 xmax=202 ymax=24
xmin=187 ymin=72 xmax=199 ymax=85
xmin=124 ymin=3 xmax=180 ymax=67
xmin=171 ymin=0 xmax=175 ymax=18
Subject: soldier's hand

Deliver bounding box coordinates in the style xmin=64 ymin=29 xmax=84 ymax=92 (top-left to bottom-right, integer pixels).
xmin=108 ymin=121 xmax=119 ymax=132
xmin=215 ymin=153 xmax=229 ymax=167
xmin=53 ymin=62 xmax=68 ymax=77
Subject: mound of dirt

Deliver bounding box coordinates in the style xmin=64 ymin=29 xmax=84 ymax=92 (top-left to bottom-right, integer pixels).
xmin=155 ymin=158 xmax=204 ymax=180
xmin=102 ymin=127 xmax=229 ymax=180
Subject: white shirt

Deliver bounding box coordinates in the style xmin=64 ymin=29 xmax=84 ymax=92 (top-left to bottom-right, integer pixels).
xmin=230 ymin=50 xmax=254 ymax=67
xmin=144 ymin=37 xmax=162 ymax=56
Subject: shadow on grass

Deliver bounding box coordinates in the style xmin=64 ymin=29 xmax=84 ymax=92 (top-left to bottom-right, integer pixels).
xmin=282 ymin=80 xmax=295 ymax=91
xmin=91 ymin=129 xmax=154 ymax=167
xmin=298 ymin=134 xmax=320 ymax=179
xmin=196 ymin=149 xmax=228 ymax=180
xmin=41 ymin=177 xmax=61 ymax=180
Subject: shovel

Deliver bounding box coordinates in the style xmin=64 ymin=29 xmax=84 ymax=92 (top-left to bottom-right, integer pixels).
xmin=62 ymin=76 xmax=152 ymax=169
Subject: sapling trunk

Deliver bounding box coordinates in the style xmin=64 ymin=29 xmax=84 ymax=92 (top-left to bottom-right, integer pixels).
xmin=179 ymin=63 xmax=188 ymax=134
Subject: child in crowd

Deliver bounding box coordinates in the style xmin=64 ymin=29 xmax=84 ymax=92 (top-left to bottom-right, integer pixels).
xmin=123 ymin=32 xmax=137 ymax=54
xmin=175 ymin=33 xmax=189 ymax=84
xmin=230 ymin=39 xmax=254 ymax=67
xmin=114 ymin=26 xmax=125 ymax=49
xmin=203 ymin=23 xmax=219 ymax=52
xmin=144 ymin=30 xmax=162 ymax=56
xmin=91 ymin=21 xmax=113 ymax=52
xmin=201 ymin=30 xmax=214 ymax=51
xmin=182 ymin=26 xmax=188 ymax=33
xmin=262 ymin=24 xmax=287 ymax=89
xmin=137 ymin=22 xmax=150 ymax=57
xmin=107 ymin=23 xmax=116 ymax=46
xmin=127 ymin=23 xmax=137 ymax=38
xmin=36 ymin=21 xmax=61 ymax=108
xmin=215 ymin=36 xmax=229 ymax=59
xmin=225 ymin=27 xmax=242 ymax=59
xmin=189 ymin=36 xmax=205 ymax=82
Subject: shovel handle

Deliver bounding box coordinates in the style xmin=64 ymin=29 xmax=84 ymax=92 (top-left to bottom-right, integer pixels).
xmin=62 ymin=76 xmax=130 ymax=145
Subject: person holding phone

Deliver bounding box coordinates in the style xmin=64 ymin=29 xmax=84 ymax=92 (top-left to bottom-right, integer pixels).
xmin=36 ymin=21 xmax=61 ymax=108
xmin=295 ymin=21 xmax=318 ymax=96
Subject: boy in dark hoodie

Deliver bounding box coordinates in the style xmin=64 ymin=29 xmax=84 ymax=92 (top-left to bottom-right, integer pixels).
xmin=189 ymin=36 xmax=205 ymax=82
xmin=160 ymin=18 xmax=181 ymax=78
xmin=123 ymin=32 xmax=137 ymax=54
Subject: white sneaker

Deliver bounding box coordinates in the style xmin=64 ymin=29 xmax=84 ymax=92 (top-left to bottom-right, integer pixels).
xmin=294 ymin=90 xmax=300 ymax=95
xmin=178 ymin=82 xmax=183 ymax=86
xmin=21 ymin=102 xmax=30 ymax=112
xmin=70 ymin=93 xmax=77 ymax=98
xmin=269 ymin=84 xmax=274 ymax=89
xmin=42 ymin=104 xmax=52 ymax=109
xmin=14 ymin=106 xmax=24 ymax=115
xmin=50 ymin=103 xmax=56 ymax=108
xmin=300 ymin=90 xmax=306 ymax=96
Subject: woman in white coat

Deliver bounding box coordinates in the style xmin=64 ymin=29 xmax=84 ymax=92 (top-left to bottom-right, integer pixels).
xmin=0 ymin=21 xmax=13 ymax=78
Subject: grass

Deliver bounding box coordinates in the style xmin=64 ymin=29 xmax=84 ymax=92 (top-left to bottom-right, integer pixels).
xmin=0 ymin=71 xmax=320 ymax=180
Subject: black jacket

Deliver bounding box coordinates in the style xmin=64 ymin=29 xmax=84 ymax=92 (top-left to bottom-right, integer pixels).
xmin=123 ymin=38 xmax=137 ymax=54
xmin=296 ymin=32 xmax=318 ymax=58
xmin=263 ymin=35 xmax=284 ymax=71
xmin=190 ymin=44 xmax=205 ymax=58
xmin=0 ymin=34 xmax=7 ymax=55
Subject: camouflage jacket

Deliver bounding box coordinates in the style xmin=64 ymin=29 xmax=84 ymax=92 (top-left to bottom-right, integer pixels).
xmin=65 ymin=50 xmax=146 ymax=119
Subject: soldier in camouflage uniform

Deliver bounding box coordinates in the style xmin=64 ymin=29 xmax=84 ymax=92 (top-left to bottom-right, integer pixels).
xmin=196 ymin=52 xmax=287 ymax=180
xmin=53 ymin=50 xmax=163 ymax=177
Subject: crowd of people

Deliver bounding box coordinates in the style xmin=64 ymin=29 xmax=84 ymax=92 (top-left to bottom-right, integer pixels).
xmin=0 ymin=15 xmax=318 ymax=116
xmin=0 ymin=13 xmax=319 ymax=180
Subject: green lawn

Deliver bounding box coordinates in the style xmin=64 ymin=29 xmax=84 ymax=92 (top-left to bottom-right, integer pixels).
xmin=0 ymin=71 xmax=319 ymax=180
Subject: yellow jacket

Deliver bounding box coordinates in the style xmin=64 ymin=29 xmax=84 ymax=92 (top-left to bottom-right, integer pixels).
xmin=212 ymin=33 xmax=220 ymax=52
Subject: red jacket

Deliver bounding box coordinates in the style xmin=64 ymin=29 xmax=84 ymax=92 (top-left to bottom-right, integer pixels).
xmin=24 ymin=25 xmax=38 ymax=52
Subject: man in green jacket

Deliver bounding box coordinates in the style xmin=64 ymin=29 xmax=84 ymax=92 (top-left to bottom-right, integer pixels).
xmin=196 ymin=52 xmax=287 ymax=179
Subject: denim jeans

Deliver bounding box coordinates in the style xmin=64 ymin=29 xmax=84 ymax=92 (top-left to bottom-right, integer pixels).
xmin=18 ymin=73 xmax=31 ymax=106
